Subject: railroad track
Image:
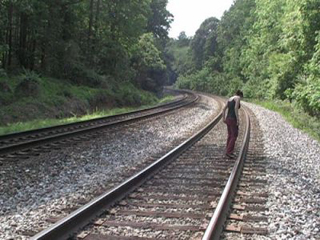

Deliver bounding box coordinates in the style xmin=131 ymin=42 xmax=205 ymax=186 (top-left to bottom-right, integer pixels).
xmin=0 ymin=89 xmax=197 ymax=162
xmin=30 ymin=95 xmax=270 ymax=240
xmin=221 ymin=107 xmax=269 ymax=239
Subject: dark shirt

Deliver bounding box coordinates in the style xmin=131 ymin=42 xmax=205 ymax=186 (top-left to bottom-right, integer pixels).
xmin=226 ymin=99 xmax=240 ymax=119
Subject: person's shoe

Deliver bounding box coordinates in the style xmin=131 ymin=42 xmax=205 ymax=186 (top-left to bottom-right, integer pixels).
xmin=225 ymin=153 xmax=235 ymax=159
xmin=230 ymin=153 xmax=237 ymax=158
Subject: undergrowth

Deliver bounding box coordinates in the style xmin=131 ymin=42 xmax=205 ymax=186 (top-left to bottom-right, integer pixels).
xmin=0 ymin=95 xmax=174 ymax=136
xmin=0 ymin=71 xmax=174 ymax=135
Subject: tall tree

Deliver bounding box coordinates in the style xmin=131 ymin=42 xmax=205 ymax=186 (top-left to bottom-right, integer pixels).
xmin=190 ymin=17 xmax=220 ymax=69
xmin=0 ymin=0 xmax=174 ymax=93
xmin=147 ymin=0 xmax=173 ymax=47
xmin=132 ymin=33 xmax=166 ymax=92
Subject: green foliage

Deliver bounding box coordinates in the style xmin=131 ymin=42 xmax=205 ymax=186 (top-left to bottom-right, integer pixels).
xmin=208 ymin=73 xmax=229 ymax=96
xmin=165 ymin=38 xmax=194 ymax=80
xmin=289 ymin=31 xmax=320 ymax=116
xmin=170 ymin=0 xmax=319 ymax=124
xmin=0 ymin=74 xmax=160 ymax=127
xmin=177 ymin=32 xmax=191 ymax=47
xmin=190 ymin=17 xmax=220 ymax=69
xmin=0 ymin=0 xmax=172 ymax=92
xmin=175 ymin=67 xmax=242 ymax=97
xmin=0 ymin=68 xmax=8 ymax=78
xmin=0 ymin=93 xmax=162 ymax=136
xmin=291 ymin=79 xmax=320 ymax=117
xmin=147 ymin=0 xmax=173 ymax=46
xmin=132 ymin=33 xmax=167 ymax=92
xmin=242 ymin=78 xmax=268 ymax=99
xmin=65 ymin=63 xmax=108 ymax=88
xmin=134 ymin=33 xmax=166 ymax=71
xmin=267 ymin=52 xmax=298 ymax=99
xmin=14 ymin=70 xmax=41 ymax=98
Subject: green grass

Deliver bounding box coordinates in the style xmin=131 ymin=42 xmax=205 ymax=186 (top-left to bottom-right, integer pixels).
xmin=0 ymin=69 xmax=176 ymax=136
xmin=0 ymin=95 xmax=176 ymax=136
xmin=0 ymin=72 xmax=163 ymax=127
xmin=250 ymin=99 xmax=320 ymax=142
xmin=158 ymin=95 xmax=175 ymax=104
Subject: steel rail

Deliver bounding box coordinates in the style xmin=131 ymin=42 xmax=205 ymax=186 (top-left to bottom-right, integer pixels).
xmin=202 ymin=107 xmax=251 ymax=240
xmin=0 ymin=89 xmax=187 ymax=141
xmin=0 ymin=91 xmax=197 ymax=156
xmin=31 ymin=98 xmax=224 ymax=240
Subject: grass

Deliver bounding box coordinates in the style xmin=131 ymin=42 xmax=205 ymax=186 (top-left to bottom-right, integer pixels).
xmin=249 ymin=99 xmax=320 ymax=142
xmin=0 ymin=72 xmax=163 ymax=128
xmin=0 ymin=95 xmax=176 ymax=136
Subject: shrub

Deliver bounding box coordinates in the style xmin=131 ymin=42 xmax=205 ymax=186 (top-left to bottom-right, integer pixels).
xmin=89 ymin=90 xmax=114 ymax=109
xmin=227 ymin=77 xmax=244 ymax=96
xmin=207 ymin=73 xmax=226 ymax=96
xmin=175 ymin=74 xmax=192 ymax=89
xmin=64 ymin=63 xmax=106 ymax=88
xmin=14 ymin=70 xmax=41 ymax=98
xmin=0 ymin=80 xmax=12 ymax=93
xmin=291 ymin=78 xmax=320 ymax=117
xmin=0 ymin=68 xmax=7 ymax=78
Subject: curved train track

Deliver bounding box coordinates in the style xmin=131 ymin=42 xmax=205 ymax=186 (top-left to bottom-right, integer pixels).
xmin=0 ymin=89 xmax=197 ymax=162
xmin=30 ymin=94 xmax=269 ymax=240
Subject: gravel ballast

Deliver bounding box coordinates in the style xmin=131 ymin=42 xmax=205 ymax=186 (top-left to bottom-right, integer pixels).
xmin=0 ymin=96 xmax=319 ymax=240
xmin=0 ymin=95 xmax=219 ymax=240
xmin=245 ymin=102 xmax=320 ymax=240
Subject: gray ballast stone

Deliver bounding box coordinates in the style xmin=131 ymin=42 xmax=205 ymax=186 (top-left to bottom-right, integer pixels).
xmin=0 ymin=95 xmax=218 ymax=240
xmin=244 ymin=102 xmax=320 ymax=240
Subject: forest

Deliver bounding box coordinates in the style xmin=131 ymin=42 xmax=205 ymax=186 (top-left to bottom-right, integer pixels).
xmin=0 ymin=0 xmax=173 ymax=125
xmin=0 ymin=0 xmax=174 ymax=89
xmin=168 ymin=0 xmax=320 ymax=118
xmin=0 ymin=0 xmax=319 ymax=128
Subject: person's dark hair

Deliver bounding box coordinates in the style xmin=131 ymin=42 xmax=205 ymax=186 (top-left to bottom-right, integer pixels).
xmin=235 ymin=90 xmax=243 ymax=97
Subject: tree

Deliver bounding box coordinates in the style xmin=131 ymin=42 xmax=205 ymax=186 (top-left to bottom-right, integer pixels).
xmin=147 ymin=0 xmax=173 ymax=47
xmin=0 ymin=0 xmax=173 ymax=92
xmin=190 ymin=17 xmax=220 ymax=69
xmin=177 ymin=31 xmax=190 ymax=47
xmin=131 ymin=33 xmax=166 ymax=92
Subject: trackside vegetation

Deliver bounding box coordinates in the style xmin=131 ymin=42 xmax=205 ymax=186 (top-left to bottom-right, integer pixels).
xmin=165 ymin=0 xmax=319 ymax=140
xmin=0 ymin=69 xmax=169 ymax=131
xmin=0 ymin=0 xmax=174 ymax=129
xmin=0 ymin=93 xmax=174 ymax=136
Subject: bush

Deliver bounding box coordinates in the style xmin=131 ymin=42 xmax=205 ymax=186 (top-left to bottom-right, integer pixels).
xmin=89 ymin=90 xmax=114 ymax=109
xmin=64 ymin=63 xmax=107 ymax=88
xmin=60 ymin=89 xmax=73 ymax=98
xmin=243 ymin=78 xmax=270 ymax=99
xmin=175 ymin=74 xmax=192 ymax=89
xmin=0 ymin=68 xmax=8 ymax=78
xmin=210 ymin=73 xmax=229 ymax=96
xmin=291 ymin=78 xmax=320 ymax=117
xmin=227 ymin=77 xmax=244 ymax=96
xmin=116 ymin=83 xmax=140 ymax=106
xmin=14 ymin=70 xmax=41 ymax=98
xmin=0 ymin=80 xmax=12 ymax=93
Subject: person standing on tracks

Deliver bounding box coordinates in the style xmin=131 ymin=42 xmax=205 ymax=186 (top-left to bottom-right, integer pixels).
xmin=222 ymin=90 xmax=244 ymax=159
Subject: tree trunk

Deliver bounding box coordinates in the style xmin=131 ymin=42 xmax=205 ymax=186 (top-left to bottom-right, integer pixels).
xmin=30 ymin=38 xmax=36 ymax=70
xmin=7 ymin=1 xmax=13 ymax=67
xmin=95 ymin=0 xmax=100 ymax=31
xmin=88 ymin=0 xmax=94 ymax=47
xmin=19 ymin=12 xmax=28 ymax=68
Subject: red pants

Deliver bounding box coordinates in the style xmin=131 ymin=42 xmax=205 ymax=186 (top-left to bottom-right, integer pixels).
xmin=226 ymin=118 xmax=238 ymax=154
